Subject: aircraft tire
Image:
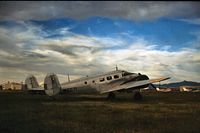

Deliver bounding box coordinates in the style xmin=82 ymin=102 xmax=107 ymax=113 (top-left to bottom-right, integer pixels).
xmin=107 ymin=92 xmax=115 ymax=100
xmin=134 ymin=91 xmax=142 ymax=100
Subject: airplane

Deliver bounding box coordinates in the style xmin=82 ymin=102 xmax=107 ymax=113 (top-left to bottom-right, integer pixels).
xmin=180 ymin=86 xmax=200 ymax=92
xmin=25 ymin=68 xmax=170 ymax=100
xmin=155 ymin=87 xmax=172 ymax=92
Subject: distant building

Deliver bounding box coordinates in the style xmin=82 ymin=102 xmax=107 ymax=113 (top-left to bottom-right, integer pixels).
xmin=2 ymin=81 xmax=23 ymax=90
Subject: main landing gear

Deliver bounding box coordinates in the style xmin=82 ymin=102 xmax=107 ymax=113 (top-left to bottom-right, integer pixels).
xmin=133 ymin=91 xmax=142 ymax=100
xmin=107 ymin=92 xmax=116 ymax=100
xmin=107 ymin=91 xmax=142 ymax=101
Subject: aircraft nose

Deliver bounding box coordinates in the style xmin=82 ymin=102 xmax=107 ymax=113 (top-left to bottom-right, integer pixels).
xmin=145 ymin=75 xmax=149 ymax=80
xmin=136 ymin=74 xmax=149 ymax=81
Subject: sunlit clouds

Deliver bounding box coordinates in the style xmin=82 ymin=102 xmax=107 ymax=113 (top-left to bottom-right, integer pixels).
xmin=0 ymin=1 xmax=200 ymax=83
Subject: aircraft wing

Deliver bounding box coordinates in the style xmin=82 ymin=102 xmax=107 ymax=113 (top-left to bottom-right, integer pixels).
xmin=100 ymin=77 xmax=170 ymax=94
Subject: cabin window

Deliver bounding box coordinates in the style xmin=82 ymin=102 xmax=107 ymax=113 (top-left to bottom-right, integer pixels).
xmin=122 ymin=71 xmax=132 ymax=77
xmin=107 ymin=76 xmax=112 ymax=80
xmin=114 ymin=75 xmax=119 ymax=79
xmin=99 ymin=78 xmax=105 ymax=82
xmin=84 ymin=81 xmax=87 ymax=84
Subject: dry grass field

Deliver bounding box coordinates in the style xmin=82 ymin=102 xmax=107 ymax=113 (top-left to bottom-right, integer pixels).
xmin=0 ymin=91 xmax=200 ymax=133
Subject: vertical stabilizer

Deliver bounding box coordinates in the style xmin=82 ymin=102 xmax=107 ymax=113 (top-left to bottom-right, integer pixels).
xmin=44 ymin=73 xmax=61 ymax=96
xmin=25 ymin=75 xmax=39 ymax=89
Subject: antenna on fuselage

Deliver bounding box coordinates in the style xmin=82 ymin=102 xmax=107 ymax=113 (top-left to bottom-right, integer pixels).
xmin=115 ymin=65 xmax=118 ymax=71
xmin=67 ymin=74 xmax=70 ymax=82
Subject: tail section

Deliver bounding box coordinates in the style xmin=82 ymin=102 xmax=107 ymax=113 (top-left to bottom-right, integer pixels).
xmin=44 ymin=73 xmax=61 ymax=97
xmin=25 ymin=75 xmax=39 ymax=90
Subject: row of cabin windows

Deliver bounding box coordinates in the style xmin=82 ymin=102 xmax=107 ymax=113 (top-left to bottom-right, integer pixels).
xmin=84 ymin=74 xmax=120 ymax=84
xmin=99 ymin=74 xmax=119 ymax=82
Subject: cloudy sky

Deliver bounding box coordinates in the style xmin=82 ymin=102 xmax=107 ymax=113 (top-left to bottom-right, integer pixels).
xmin=0 ymin=1 xmax=200 ymax=84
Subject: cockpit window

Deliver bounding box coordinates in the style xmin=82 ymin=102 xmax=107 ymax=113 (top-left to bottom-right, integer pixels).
xmin=122 ymin=71 xmax=132 ymax=77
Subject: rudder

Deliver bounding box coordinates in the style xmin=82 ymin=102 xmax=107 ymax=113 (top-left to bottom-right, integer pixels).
xmin=25 ymin=75 xmax=39 ymax=90
xmin=44 ymin=73 xmax=61 ymax=97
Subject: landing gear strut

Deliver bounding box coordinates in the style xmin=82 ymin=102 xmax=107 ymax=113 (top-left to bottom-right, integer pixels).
xmin=107 ymin=92 xmax=116 ymax=100
xmin=134 ymin=91 xmax=142 ymax=100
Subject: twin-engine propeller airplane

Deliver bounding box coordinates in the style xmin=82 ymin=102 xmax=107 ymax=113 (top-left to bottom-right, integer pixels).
xmin=25 ymin=68 xmax=170 ymax=100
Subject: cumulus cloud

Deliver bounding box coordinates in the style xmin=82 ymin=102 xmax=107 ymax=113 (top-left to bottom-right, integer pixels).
xmin=0 ymin=1 xmax=200 ymax=21
xmin=180 ymin=18 xmax=200 ymax=25
xmin=0 ymin=21 xmax=200 ymax=84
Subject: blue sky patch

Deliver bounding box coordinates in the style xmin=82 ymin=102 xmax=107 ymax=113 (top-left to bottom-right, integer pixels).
xmin=0 ymin=16 xmax=200 ymax=51
xmin=1 ymin=16 xmax=196 ymax=51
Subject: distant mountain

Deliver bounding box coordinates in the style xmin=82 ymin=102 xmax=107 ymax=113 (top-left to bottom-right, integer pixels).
xmin=155 ymin=80 xmax=200 ymax=88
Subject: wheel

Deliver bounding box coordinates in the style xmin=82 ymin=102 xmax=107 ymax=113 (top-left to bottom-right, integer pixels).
xmin=134 ymin=91 xmax=142 ymax=100
xmin=107 ymin=92 xmax=116 ymax=100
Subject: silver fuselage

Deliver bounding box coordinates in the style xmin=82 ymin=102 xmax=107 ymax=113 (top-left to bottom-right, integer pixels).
xmin=60 ymin=70 xmax=148 ymax=94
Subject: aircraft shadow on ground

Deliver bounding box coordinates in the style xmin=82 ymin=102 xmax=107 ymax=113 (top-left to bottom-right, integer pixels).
xmin=44 ymin=93 xmax=146 ymax=103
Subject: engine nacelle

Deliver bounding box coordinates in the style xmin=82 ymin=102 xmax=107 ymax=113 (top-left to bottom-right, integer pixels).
xmin=44 ymin=73 xmax=61 ymax=97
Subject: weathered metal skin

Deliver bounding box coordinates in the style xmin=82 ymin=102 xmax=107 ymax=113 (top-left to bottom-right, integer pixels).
xmin=44 ymin=73 xmax=61 ymax=96
xmin=25 ymin=75 xmax=39 ymax=89
xmin=25 ymin=69 xmax=170 ymax=98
